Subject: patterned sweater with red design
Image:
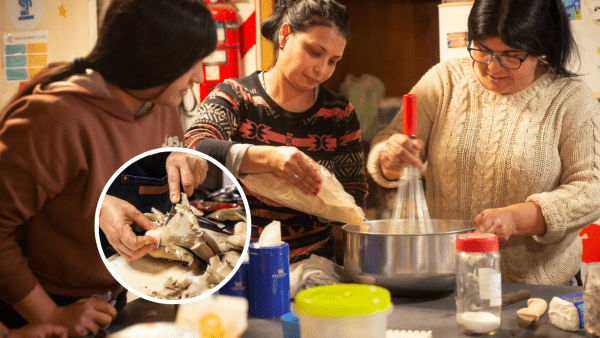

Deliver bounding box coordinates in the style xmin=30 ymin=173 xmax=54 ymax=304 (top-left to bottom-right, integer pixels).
xmin=185 ymin=71 xmax=367 ymax=263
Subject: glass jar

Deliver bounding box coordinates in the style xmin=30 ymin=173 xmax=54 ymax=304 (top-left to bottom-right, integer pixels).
xmin=456 ymin=233 xmax=502 ymax=335
xmin=584 ymin=262 xmax=600 ymax=337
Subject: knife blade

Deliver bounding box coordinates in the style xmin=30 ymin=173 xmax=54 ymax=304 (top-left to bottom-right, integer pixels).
xmin=158 ymin=204 xmax=176 ymax=249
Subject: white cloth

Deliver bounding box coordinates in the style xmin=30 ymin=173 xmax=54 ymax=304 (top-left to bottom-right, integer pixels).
xmin=289 ymin=254 xmax=339 ymax=298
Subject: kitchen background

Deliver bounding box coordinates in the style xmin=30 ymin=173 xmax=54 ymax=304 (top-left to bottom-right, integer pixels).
xmin=1 ymin=0 xmax=599 ymax=232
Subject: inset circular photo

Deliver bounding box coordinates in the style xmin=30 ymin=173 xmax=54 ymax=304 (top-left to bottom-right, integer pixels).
xmin=95 ymin=148 xmax=250 ymax=304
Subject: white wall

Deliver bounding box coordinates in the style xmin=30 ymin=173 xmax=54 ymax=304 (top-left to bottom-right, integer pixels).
xmin=0 ymin=0 xmax=97 ymax=109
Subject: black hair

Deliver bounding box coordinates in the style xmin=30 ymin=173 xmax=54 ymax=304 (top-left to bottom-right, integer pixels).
xmin=12 ymin=0 xmax=217 ymax=102
xmin=261 ymin=0 xmax=351 ymax=50
xmin=467 ymin=0 xmax=579 ymax=78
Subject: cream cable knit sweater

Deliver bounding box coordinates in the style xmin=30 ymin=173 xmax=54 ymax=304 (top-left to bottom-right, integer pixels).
xmin=368 ymin=57 xmax=600 ymax=285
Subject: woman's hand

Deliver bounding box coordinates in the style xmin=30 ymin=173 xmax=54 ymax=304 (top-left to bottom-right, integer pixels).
xmin=7 ymin=323 xmax=68 ymax=338
xmin=268 ymin=147 xmax=321 ymax=195
xmin=166 ymin=152 xmax=209 ymax=203
xmin=242 ymin=146 xmax=322 ymax=195
xmin=379 ymin=134 xmax=423 ymax=181
xmin=472 ymin=207 xmax=518 ymax=246
xmin=472 ymin=202 xmax=547 ymax=246
xmin=99 ymin=195 xmax=157 ymax=260
xmin=47 ymin=298 xmax=117 ymax=337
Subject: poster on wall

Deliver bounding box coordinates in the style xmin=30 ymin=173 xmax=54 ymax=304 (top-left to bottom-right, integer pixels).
xmin=446 ymin=32 xmax=468 ymax=49
xmin=3 ymin=30 xmax=48 ymax=82
xmin=6 ymin=0 xmax=46 ymax=31
xmin=562 ymin=0 xmax=582 ymax=20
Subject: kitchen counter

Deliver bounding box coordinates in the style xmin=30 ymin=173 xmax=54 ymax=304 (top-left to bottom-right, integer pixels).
xmin=103 ymin=283 xmax=585 ymax=337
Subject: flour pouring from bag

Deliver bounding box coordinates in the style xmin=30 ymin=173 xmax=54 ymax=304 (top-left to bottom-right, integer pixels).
xmin=241 ymin=164 xmax=366 ymax=227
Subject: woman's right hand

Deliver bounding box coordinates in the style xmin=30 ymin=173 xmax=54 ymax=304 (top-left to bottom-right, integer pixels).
xmin=47 ymin=298 xmax=117 ymax=337
xmin=99 ymin=195 xmax=157 ymax=261
xmin=379 ymin=134 xmax=423 ymax=181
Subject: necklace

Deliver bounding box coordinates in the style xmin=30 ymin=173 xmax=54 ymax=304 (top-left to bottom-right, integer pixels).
xmin=261 ymin=71 xmax=318 ymax=106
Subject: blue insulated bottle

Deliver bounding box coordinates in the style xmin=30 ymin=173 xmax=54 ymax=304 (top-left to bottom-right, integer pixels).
xmin=220 ymin=260 xmax=249 ymax=298
xmin=248 ymin=242 xmax=290 ymax=318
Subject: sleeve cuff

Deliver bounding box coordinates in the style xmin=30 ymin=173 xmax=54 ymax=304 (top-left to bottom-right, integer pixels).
xmin=194 ymin=138 xmax=237 ymax=167
xmin=366 ymin=142 xmax=398 ymax=189
xmin=527 ymin=194 xmax=567 ymax=245
xmin=0 ymin=268 xmax=39 ymax=306
xmin=226 ymin=144 xmax=252 ymax=179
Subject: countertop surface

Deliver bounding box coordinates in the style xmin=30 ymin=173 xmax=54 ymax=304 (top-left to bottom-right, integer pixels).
xmin=101 ymin=283 xmax=586 ymax=337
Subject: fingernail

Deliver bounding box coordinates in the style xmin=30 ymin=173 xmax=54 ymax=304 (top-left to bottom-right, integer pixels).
xmin=171 ymin=194 xmax=177 ymax=202
xmin=317 ymin=180 xmax=322 ymax=184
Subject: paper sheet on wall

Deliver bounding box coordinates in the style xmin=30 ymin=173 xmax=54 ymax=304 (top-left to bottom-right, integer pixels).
xmin=3 ymin=30 xmax=48 ymax=82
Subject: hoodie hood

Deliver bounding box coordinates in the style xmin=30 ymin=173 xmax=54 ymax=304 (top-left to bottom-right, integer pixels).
xmin=38 ymin=69 xmax=142 ymax=122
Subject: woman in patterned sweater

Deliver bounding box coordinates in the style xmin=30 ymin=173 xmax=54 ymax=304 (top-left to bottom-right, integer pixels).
xmin=186 ymin=0 xmax=367 ymax=264
xmin=368 ymin=0 xmax=600 ymax=285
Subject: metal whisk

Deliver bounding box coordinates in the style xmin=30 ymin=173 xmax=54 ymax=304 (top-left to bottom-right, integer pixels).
xmin=391 ymin=94 xmax=433 ymax=234
xmin=391 ymin=163 xmax=433 ymax=234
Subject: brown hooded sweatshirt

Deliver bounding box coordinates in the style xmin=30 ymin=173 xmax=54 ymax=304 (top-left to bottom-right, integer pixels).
xmin=0 ymin=69 xmax=184 ymax=305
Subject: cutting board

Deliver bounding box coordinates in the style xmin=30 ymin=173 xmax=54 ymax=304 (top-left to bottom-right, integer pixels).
xmin=108 ymin=253 xmax=194 ymax=301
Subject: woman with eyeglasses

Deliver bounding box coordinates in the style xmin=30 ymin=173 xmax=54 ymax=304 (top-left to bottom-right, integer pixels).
xmin=367 ymin=0 xmax=600 ymax=285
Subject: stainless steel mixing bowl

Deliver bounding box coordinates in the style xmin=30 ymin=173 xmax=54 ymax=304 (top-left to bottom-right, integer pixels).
xmin=343 ymin=219 xmax=473 ymax=295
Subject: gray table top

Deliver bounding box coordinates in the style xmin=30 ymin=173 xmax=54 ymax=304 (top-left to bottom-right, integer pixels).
xmin=103 ymin=283 xmax=586 ymax=337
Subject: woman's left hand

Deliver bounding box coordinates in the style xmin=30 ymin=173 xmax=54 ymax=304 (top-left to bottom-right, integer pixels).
xmin=472 ymin=207 xmax=517 ymax=246
xmin=166 ymin=152 xmax=209 ymax=203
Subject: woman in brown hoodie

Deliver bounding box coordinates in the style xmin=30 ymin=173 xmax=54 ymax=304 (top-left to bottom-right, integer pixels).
xmin=0 ymin=0 xmax=216 ymax=336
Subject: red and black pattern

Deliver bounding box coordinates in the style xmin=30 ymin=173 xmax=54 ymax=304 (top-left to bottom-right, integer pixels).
xmin=186 ymin=71 xmax=368 ymax=263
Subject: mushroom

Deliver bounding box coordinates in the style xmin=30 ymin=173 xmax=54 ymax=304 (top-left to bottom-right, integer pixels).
xmin=139 ymin=193 xmax=247 ymax=299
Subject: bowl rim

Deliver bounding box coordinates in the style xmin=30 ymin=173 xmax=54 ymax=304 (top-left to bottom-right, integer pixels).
xmin=342 ymin=219 xmax=475 ymax=237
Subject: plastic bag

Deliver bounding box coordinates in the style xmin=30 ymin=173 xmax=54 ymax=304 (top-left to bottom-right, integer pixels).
xmin=339 ymin=73 xmax=385 ymax=141
xmin=240 ymin=165 xmax=365 ymax=226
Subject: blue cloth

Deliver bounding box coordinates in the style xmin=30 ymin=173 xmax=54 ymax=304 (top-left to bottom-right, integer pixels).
xmin=106 ymin=152 xmax=171 ymax=213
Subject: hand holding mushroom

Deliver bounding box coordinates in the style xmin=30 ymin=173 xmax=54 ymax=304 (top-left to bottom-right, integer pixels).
xmin=99 ymin=195 xmax=158 ymax=261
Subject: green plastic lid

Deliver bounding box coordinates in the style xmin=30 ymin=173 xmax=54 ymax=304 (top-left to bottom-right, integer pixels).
xmin=295 ymin=284 xmax=391 ymax=317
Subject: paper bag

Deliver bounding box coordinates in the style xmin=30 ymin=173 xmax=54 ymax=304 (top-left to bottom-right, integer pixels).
xmin=240 ymin=165 xmax=365 ymax=226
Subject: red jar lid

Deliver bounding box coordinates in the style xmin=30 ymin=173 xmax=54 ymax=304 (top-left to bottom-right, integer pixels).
xmin=456 ymin=233 xmax=499 ymax=253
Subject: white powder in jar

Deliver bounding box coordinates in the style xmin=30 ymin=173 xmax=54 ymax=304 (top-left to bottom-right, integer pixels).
xmin=459 ymin=312 xmax=501 ymax=333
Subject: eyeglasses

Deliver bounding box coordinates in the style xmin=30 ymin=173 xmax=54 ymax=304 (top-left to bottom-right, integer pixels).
xmin=467 ymin=45 xmax=529 ymax=70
